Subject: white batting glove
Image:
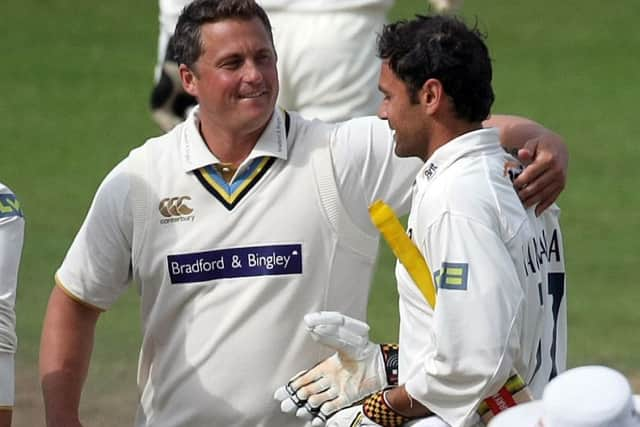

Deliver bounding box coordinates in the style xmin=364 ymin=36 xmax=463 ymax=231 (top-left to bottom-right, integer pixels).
xmin=274 ymin=312 xmax=398 ymax=426
xmin=326 ymin=405 xmax=379 ymax=427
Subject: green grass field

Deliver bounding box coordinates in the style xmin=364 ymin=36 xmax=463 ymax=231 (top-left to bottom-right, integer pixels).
xmin=2 ymin=0 xmax=639 ymax=425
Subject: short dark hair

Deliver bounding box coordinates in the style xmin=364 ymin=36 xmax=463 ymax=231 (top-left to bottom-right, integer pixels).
xmin=172 ymin=0 xmax=274 ymax=70
xmin=377 ymin=15 xmax=494 ymax=122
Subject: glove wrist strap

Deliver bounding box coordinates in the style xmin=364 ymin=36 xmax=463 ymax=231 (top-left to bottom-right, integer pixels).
xmin=380 ymin=344 xmax=399 ymax=386
xmin=363 ymin=389 xmax=411 ymax=427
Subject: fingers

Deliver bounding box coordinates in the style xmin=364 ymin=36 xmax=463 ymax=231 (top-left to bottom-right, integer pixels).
xmin=515 ymin=164 xmax=551 ymax=200
xmin=275 ymin=358 xmax=350 ymax=425
xmin=305 ymin=312 xmax=370 ymax=337
xmin=276 ymin=362 xmax=336 ymax=406
xmin=288 ymin=368 xmax=329 ymax=398
xmin=311 ymin=392 xmax=347 ymax=419
xmin=534 ymin=184 xmax=563 ymax=217
xmin=304 ymin=394 xmax=352 ymax=427
xmin=274 ymin=372 xmax=313 ymax=411
xmin=517 ymin=147 xmax=534 ymax=165
xmin=513 ymin=150 xmax=548 ymax=190
xmin=309 ymin=324 xmax=369 ymax=350
xmin=514 ymin=137 xmax=567 ymax=215
xmin=340 ymin=315 xmax=370 ymax=336
xmin=296 ymin=377 xmax=333 ymax=402
xmin=275 ymin=376 xmax=341 ymax=426
xmin=515 ymin=130 xmax=568 ymax=184
xmin=305 ymin=312 xmax=371 ymax=358
xmin=279 ymin=391 xmax=302 ymax=413
xmin=307 ymin=327 xmax=363 ymax=356
xmin=296 ymin=387 xmax=340 ymax=420
xmin=273 ymin=381 xmax=328 ymax=419
xmin=274 ymin=385 xmax=290 ymax=402
xmin=515 ymin=164 xmax=564 ymax=213
xmin=305 ymin=311 xmax=345 ymax=327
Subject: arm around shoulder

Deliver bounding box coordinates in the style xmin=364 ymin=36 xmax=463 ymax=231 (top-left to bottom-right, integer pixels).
xmin=39 ymin=285 xmax=102 ymax=427
xmin=485 ymin=114 xmax=569 ymax=215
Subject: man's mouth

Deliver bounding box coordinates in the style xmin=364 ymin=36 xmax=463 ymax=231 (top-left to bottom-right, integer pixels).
xmin=239 ymin=90 xmax=267 ymax=99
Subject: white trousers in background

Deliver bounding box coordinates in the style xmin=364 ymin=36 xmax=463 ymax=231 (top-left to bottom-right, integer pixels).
xmin=269 ymin=7 xmax=386 ymax=122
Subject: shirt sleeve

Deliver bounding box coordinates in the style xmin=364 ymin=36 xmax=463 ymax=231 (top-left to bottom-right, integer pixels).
xmin=0 ymin=184 xmax=24 ymax=407
xmin=330 ymin=116 xmax=422 ymax=235
xmin=405 ymin=212 xmax=526 ymax=426
xmin=55 ymin=159 xmax=134 ymax=311
xmin=0 ymin=203 xmax=23 ymax=354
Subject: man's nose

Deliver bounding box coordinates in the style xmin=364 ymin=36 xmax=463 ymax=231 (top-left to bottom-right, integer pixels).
xmin=243 ymin=61 xmax=264 ymax=83
xmin=377 ymin=104 xmax=388 ymax=120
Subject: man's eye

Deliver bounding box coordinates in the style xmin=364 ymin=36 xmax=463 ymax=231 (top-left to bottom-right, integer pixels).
xmin=256 ymin=54 xmax=273 ymax=64
xmin=221 ymin=59 xmax=242 ymax=69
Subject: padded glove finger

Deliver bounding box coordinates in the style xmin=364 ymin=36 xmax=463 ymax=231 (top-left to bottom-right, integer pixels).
xmin=304 ymin=312 xmax=372 ymax=360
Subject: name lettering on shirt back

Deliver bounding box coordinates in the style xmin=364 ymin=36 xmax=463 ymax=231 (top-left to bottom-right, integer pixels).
xmin=523 ymin=228 xmax=561 ymax=276
xmin=168 ymin=244 xmax=302 ymax=284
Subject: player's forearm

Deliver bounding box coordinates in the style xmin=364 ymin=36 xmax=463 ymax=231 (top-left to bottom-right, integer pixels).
xmin=383 ymin=385 xmax=432 ymax=419
xmin=485 ymin=114 xmax=560 ymax=154
xmin=40 ymin=286 xmax=100 ymax=427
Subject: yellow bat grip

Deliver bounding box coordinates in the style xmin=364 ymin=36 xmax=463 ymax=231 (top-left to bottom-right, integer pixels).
xmin=369 ymin=200 xmax=437 ymax=309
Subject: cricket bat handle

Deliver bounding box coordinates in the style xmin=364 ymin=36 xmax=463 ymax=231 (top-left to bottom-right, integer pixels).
xmin=369 ymin=200 xmax=437 ymax=309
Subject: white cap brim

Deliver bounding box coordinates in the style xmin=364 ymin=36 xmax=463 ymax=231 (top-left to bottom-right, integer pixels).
xmin=487 ymin=401 xmax=544 ymax=426
xmin=489 ymin=396 xmax=640 ymax=427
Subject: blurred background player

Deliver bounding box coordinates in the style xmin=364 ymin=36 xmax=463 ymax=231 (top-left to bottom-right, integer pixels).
xmin=150 ymin=0 xmax=464 ymax=130
xmin=0 ymin=182 xmax=25 ymax=427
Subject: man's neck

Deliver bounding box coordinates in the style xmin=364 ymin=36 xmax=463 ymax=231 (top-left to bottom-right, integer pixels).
xmin=198 ymin=117 xmax=269 ymax=168
xmin=424 ymin=119 xmax=483 ymax=160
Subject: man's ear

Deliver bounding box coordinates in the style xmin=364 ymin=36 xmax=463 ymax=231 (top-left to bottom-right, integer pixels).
xmin=420 ymin=78 xmax=445 ymax=114
xmin=179 ymin=64 xmax=198 ymax=97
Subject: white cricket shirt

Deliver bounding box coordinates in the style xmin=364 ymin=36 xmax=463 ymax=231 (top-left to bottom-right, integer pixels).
xmin=397 ymin=129 xmax=567 ymax=427
xmin=56 ymin=108 xmax=421 ymax=426
xmin=0 ymin=182 xmax=24 ymax=408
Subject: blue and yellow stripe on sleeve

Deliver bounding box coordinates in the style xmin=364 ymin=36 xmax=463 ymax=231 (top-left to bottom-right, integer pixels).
xmin=0 ymin=193 xmax=23 ymax=219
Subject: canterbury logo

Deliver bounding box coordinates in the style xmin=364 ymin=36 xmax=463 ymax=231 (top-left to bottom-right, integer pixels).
xmin=159 ymin=196 xmax=193 ymax=217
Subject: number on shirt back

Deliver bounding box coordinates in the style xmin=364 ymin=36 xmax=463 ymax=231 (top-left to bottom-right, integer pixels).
xmin=532 ymin=272 xmax=565 ymax=382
